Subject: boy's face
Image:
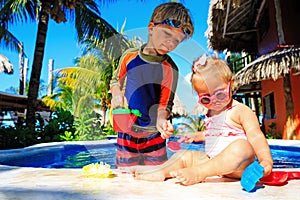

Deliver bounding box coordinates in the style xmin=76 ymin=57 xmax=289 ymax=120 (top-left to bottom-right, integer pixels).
xmin=148 ymin=22 xmax=186 ymax=55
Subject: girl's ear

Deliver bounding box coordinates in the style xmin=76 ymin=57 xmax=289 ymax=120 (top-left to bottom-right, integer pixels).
xmin=230 ymin=78 xmax=236 ymax=91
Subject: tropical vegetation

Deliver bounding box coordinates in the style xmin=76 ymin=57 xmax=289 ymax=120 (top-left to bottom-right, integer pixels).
xmin=173 ymin=115 xmax=206 ymax=134
xmin=0 ymin=0 xmax=131 ymax=149
xmin=0 ymin=20 xmax=144 ymax=149
xmin=0 ymin=0 xmax=120 ymax=130
xmin=1 ymin=0 xmax=195 ymax=150
xmin=41 ymin=23 xmax=143 ymax=141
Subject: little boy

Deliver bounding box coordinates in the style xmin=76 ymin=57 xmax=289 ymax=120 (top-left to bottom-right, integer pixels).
xmin=110 ymin=2 xmax=194 ymax=167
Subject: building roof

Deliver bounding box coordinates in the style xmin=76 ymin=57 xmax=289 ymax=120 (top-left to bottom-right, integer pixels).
xmin=0 ymin=53 xmax=13 ymax=74
xmin=0 ymin=92 xmax=50 ymax=112
xmin=235 ymin=47 xmax=300 ymax=87
xmin=207 ymin=0 xmax=300 ymax=90
xmin=206 ymin=0 xmax=262 ymax=53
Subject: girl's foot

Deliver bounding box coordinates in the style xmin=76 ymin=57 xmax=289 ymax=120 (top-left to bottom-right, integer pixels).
xmin=170 ymin=167 xmax=206 ymax=185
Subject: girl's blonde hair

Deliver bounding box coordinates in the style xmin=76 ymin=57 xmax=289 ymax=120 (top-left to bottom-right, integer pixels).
xmin=191 ymin=56 xmax=233 ymax=89
xmin=150 ymin=2 xmax=194 ymax=38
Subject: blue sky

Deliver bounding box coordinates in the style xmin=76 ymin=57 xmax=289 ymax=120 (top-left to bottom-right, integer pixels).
xmin=0 ymin=0 xmax=211 ymax=112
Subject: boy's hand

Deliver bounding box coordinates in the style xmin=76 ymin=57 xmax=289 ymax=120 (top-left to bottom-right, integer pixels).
xmin=111 ymin=85 xmax=126 ymax=108
xmin=111 ymin=95 xmax=124 ymax=108
xmin=157 ymin=120 xmax=174 ymax=139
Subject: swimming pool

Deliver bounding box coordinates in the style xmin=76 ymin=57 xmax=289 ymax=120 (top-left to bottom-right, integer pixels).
xmin=0 ymin=139 xmax=299 ymax=169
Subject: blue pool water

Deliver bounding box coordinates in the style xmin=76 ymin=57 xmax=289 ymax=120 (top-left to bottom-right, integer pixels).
xmin=0 ymin=140 xmax=300 ymax=169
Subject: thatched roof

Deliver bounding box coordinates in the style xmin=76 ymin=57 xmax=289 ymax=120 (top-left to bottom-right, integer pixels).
xmin=207 ymin=0 xmax=300 ymax=92
xmin=0 ymin=54 xmax=13 ymax=74
xmin=206 ymin=0 xmax=262 ymax=53
xmin=171 ymin=94 xmax=188 ymax=117
xmin=234 ymin=47 xmax=300 ymax=88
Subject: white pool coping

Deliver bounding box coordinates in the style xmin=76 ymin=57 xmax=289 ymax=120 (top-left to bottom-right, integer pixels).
xmin=0 ymin=139 xmax=299 ymax=200
xmin=267 ymin=139 xmax=300 ymax=147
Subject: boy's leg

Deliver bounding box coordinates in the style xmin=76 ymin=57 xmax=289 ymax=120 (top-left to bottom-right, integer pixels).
xmin=136 ymin=131 xmax=168 ymax=165
xmin=116 ymin=132 xmax=141 ymax=167
xmin=116 ymin=132 xmax=167 ymax=167
xmin=143 ymin=146 xmax=168 ymax=165
xmin=170 ymin=139 xmax=255 ymax=185
xmin=116 ymin=149 xmax=140 ymax=167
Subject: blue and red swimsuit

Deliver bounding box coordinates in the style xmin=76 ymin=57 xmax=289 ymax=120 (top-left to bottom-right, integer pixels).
xmin=110 ymin=44 xmax=179 ymax=167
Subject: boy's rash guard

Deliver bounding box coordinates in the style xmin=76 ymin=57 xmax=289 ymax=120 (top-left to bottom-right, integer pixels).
xmin=110 ymin=46 xmax=179 ymax=127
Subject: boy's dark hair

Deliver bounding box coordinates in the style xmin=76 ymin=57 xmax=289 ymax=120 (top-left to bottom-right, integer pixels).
xmin=150 ymin=2 xmax=194 ymax=38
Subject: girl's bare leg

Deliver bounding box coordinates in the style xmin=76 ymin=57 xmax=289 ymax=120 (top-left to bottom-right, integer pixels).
xmin=170 ymin=139 xmax=255 ymax=185
xmin=127 ymin=150 xmax=209 ymax=181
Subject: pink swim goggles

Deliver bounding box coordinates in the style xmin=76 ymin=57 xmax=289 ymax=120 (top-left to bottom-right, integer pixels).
xmin=198 ymin=81 xmax=231 ymax=106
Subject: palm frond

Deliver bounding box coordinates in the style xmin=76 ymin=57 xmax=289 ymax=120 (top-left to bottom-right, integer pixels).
xmin=42 ymin=94 xmax=63 ymax=111
xmin=81 ymin=33 xmax=130 ymax=62
xmin=73 ymin=93 xmax=95 ymax=117
xmin=0 ymin=27 xmax=21 ymax=52
xmin=1 ymin=0 xmax=37 ymax=23
xmin=57 ymin=77 xmax=76 ymax=88
xmin=74 ymin=3 xmax=117 ymax=42
xmin=55 ymin=67 xmax=80 ymax=77
xmin=42 ymin=83 xmax=73 ymax=112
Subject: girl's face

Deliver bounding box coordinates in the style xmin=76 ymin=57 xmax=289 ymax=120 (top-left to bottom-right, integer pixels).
xmin=148 ymin=23 xmax=186 ymax=55
xmin=193 ymin=76 xmax=232 ymax=111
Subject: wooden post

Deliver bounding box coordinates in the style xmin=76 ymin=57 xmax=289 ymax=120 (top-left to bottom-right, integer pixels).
xmin=48 ymin=59 xmax=54 ymax=95
xmin=274 ymin=0 xmax=285 ymax=44
xmin=24 ymin=58 xmax=29 ymax=95
xmin=19 ymin=42 xmax=24 ymax=95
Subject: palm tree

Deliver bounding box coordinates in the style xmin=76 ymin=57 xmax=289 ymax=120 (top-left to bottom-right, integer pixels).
xmin=42 ymin=23 xmax=143 ymax=139
xmin=0 ymin=0 xmax=119 ymax=129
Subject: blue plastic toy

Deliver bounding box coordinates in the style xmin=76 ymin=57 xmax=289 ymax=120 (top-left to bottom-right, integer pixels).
xmin=240 ymin=161 xmax=264 ymax=192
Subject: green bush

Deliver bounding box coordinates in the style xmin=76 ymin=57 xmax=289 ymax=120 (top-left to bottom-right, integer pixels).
xmin=0 ymin=109 xmax=76 ymax=149
xmin=0 ymin=109 xmax=116 ymax=150
xmin=0 ymin=126 xmax=38 ymax=150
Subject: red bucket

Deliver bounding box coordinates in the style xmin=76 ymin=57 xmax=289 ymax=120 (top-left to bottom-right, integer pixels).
xmin=112 ymin=108 xmax=141 ymax=132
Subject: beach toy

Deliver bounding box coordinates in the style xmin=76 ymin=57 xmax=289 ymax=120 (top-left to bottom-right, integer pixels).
xmin=240 ymin=161 xmax=264 ymax=192
xmin=112 ymin=108 xmax=141 ymax=132
xmin=260 ymin=171 xmax=300 ymax=186
xmin=260 ymin=171 xmax=288 ymax=186
xmin=241 ymin=161 xmax=300 ymax=191
xmin=286 ymin=171 xmax=300 ymax=180
xmin=167 ymin=136 xmax=185 ymax=152
xmin=82 ymin=162 xmax=114 ymax=178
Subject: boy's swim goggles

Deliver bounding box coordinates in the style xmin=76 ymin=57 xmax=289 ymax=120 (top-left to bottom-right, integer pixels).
xmin=154 ymin=19 xmax=191 ymax=37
